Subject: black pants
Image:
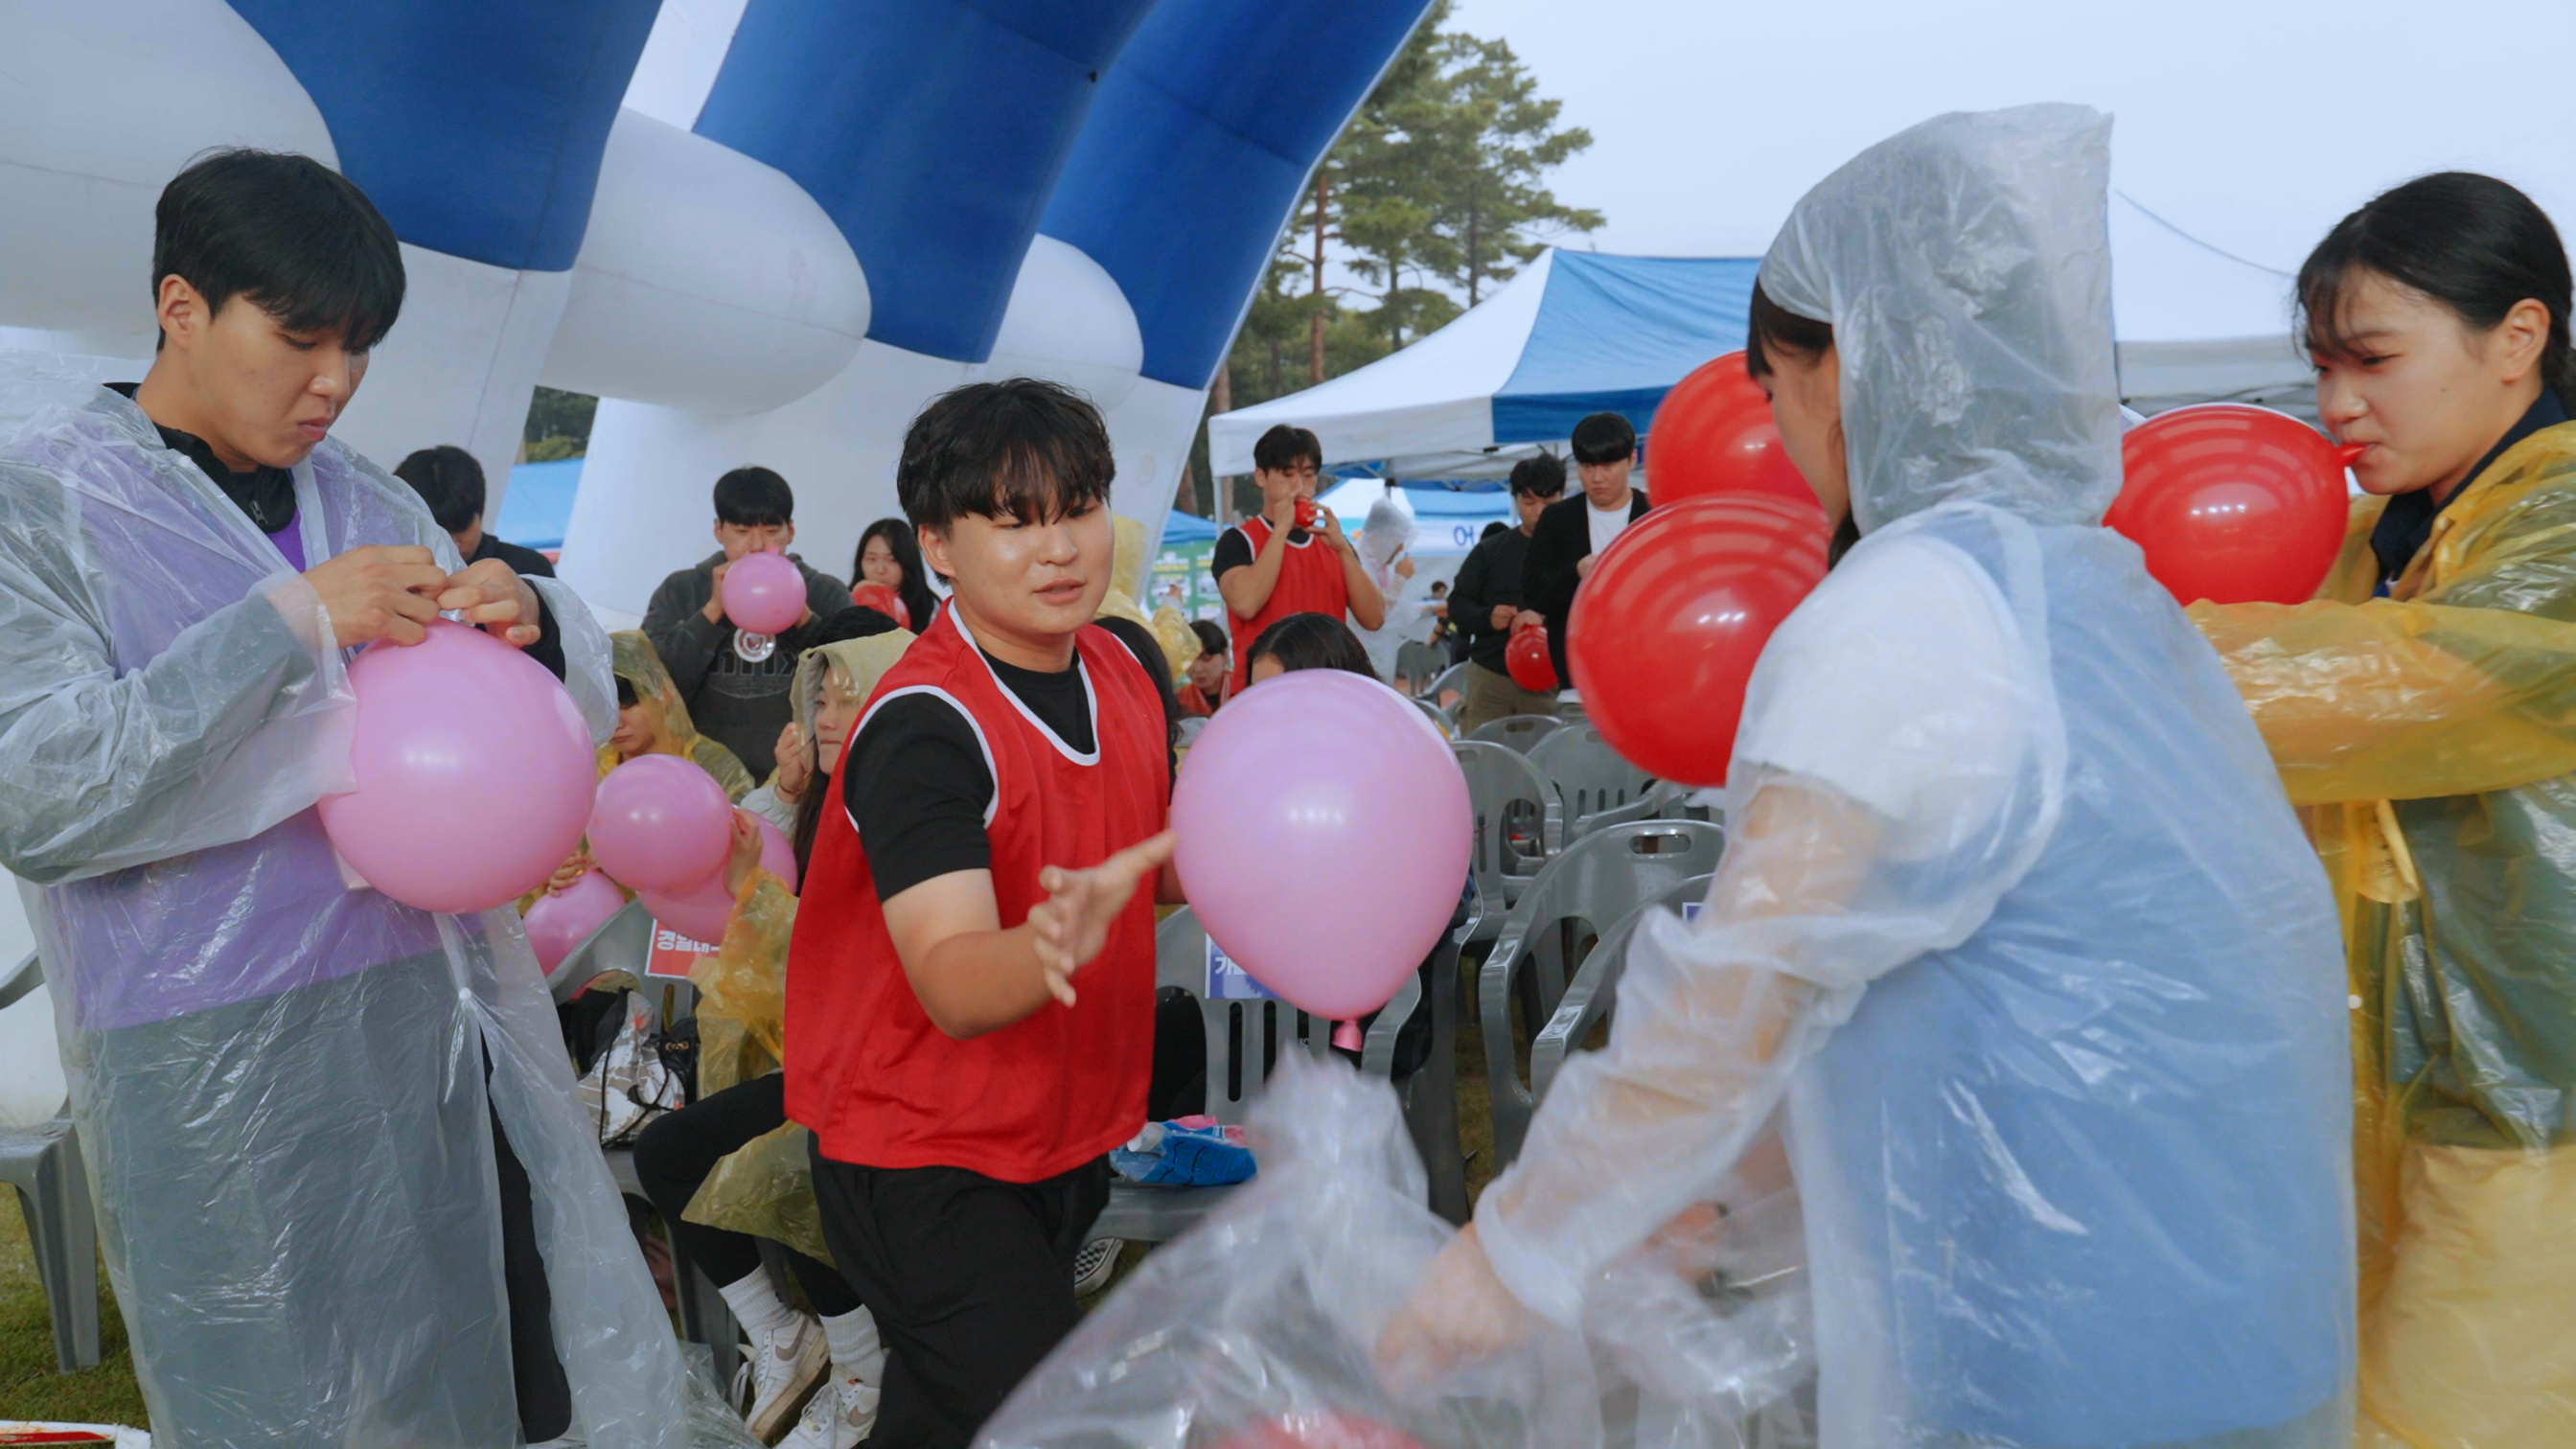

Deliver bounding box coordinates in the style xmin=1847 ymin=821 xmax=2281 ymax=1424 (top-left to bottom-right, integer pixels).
xmin=631 ymin=1073 xmax=861 ymax=1317
xmin=808 ymin=1144 xmax=1110 ymax=1449
xmin=491 ymin=1102 xmax=572 ymax=1442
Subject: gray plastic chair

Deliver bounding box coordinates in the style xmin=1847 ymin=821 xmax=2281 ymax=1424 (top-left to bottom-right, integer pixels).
xmin=1479 ymin=820 xmax=1726 ymax=1167
xmin=1410 ymin=697 xmax=1455 ymax=737
xmin=1393 ymin=640 xmax=1445 ymax=691
xmin=546 ymin=896 xmax=656 ymax=1004
xmin=1466 ymin=713 xmax=1562 ymax=753
xmin=1087 ymin=908 xmax=1338 ymax=1247
xmin=1419 ymin=660 xmax=1469 ymax=707
xmin=1361 ymin=918 xmax=1471 ymax=1226
xmin=1644 ymin=777 xmax=1719 ymax=824
xmin=1530 ymin=873 xmax=1715 ymax=1106
xmin=0 ymin=951 xmax=99 ymax=1373
xmin=1528 ymin=723 xmax=1658 ymax=840
xmin=1451 ymin=741 xmax=1564 ymax=945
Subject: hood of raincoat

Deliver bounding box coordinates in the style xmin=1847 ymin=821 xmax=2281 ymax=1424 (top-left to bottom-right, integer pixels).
xmin=1757 ymin=104 xmax=2124 ymax=533
xmin=791 ymin=630 xmax=915 ymax=741
xmin=608 ymin=630 xmax=753 ymax=799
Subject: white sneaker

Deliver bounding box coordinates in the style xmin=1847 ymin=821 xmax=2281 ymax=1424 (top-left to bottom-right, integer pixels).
xmin=744 ymin=1313 xmax=831 ymax=1442
xmin=778 ymin=1374 xmax=882 ymax=1449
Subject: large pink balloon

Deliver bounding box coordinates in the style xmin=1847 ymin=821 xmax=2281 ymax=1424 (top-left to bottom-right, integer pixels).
xmin=721 ymin=551 xmax=804 ymax=633
xmin=1171 ymin=672 xmax=1470 ymax=1018
xmin=524 ymin=869 xmax=626 ymax=971
xmin=316 ymin=620 xmax=596 ymax=914
xmin=638 ymin=810 xmax=796 ymax=944
xmin=589 ymin=755 xmax=733 ymax=894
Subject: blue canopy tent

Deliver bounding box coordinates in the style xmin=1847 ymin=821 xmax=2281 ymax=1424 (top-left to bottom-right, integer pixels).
xmin=1208 ymin=249 xmax=1759 ymax=477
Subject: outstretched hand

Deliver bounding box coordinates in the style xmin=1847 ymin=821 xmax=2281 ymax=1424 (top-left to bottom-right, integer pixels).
xmin=1374 ymin=1225 xmax=1535 ymax=1387
xmin=1026 ymin=831 xmax=1177 ymax=1007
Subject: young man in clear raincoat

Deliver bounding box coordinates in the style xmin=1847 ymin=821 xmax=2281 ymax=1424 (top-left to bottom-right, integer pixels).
xmin=1383 ymin=106 xmax=2358 ymax=1448
xmin=0 ymin=150 xmax=752 ymax=1447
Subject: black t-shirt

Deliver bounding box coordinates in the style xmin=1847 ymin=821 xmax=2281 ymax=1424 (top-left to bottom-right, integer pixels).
xmin=1208 ymin=521 xmax=1315 ymax=579
xmin=844 ymin=630 xmax=1169 ymax=902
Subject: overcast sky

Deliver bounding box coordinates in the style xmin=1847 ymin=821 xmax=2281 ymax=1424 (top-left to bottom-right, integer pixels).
xmin=1446 ymin=0 xmax=2572 ymax=272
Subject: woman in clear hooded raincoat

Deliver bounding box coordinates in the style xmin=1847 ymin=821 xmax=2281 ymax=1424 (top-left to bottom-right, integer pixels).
xmin=1383 ymin=106 xmax=2357 ymax=1449
xmin=2191 ymin=172 xmax=2576 ymax=1448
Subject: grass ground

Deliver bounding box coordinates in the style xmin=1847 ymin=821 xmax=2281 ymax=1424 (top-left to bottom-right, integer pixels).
xmin=0 ymin=1197 xmax=145 ymax=1428
xmin=0 ymin=953 xmax=1524 ymax=1426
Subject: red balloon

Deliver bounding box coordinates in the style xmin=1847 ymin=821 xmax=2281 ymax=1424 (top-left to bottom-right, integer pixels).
xmin=1505 ymin=621 xmax=1557 ymax=692
xmin=1216 ymin=1413 xmax=1426 ymax=1449
xmin=1569 ymin=494 xmax=1829 ymax=788
xmin=849 ymin=580 xmax=911 ymax=629
xmin=2106 ymin=404 xmax=2361 ymax=606
xmin=1644 ymin=351 xmax=1826 ymax=521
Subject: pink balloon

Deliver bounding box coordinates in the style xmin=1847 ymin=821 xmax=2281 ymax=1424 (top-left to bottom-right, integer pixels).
xmin=751 ymin=814 xmax=798 ymax=893
xmin=721 ymin=551 xmax=805 ymax=634
xmin=316 ymin=620 xmax=597 ymax=914
xmin=1171 ymin=672 xmax=1469 ymax=1019
xmin=589 ymin=754 xmax=733 ymax=894
xmin=524 ymin=869 xmax=626 ymax=971
xmin=638 ymin=810 xmax=796 ymax=944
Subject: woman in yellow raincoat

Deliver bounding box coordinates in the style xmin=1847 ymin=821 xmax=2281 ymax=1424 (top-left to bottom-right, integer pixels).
xmin=632 ymin=623 xmax=914 ymax=1445
xmin=2193 ymin=172 xmax=2576 ymax=1449
xmin=608 ymin=629 xmax=756 ymax=801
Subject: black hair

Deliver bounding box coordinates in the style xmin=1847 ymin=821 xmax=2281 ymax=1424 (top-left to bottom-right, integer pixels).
xmin=1507 ymin=451 xmax=1567 ymax=499
xmin=152 ymin=150 xmax=404 ymax=354
xmin=1253 ymin=425 xmax=1322 ymax=474
xmin=1569 ymin=412 xmax=1637 ymax=467
xmin=896 ymin=379 xmax=1116 ymax=532
xmin=1246 ymin=611 xmax=1375 ymax=680
xmin=393 ymin=445 xmax=485 ymax=534
xmin=615 ymin=676 xmax=639 ymax=710
xmin=1187 ymin=618 xmax=1230 ymax=657
xmin=713 ymin=466 xmax=794 ymax=529
xmin=2300 ymin=172 xmax=2574 ymax=401
xmin=790 ymin=607 xmax=904 ymax=878
xmin=853 ymin=517 xmax=939 ymax=630
xmin=1479 ymin=520 xmax=1507 ymax=540
xmin=1744 ymin=281 xmax=1837 ymax=380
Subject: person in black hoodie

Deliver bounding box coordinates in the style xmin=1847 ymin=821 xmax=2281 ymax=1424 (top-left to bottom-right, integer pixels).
xmin=641 ymin=466 xmax=853 ymax=778
xmin=1520 ymin=412 xmax=1649 ymax=684
xmin=1448 ymin=453 xmax=1567 ymax=730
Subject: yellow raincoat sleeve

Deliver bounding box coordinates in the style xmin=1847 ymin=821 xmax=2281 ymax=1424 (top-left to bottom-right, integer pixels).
xmin=688 ymin=870 xmax=794 ymax=1096
xmin=2190 ymin=428 xmax=2576 ymax=805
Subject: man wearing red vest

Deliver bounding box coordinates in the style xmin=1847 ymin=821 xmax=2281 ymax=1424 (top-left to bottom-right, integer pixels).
xmin=785 ymin=379 xmax=1181 ymax=1449
xmin=1212 ymin=424 xmax=1386 ymax=691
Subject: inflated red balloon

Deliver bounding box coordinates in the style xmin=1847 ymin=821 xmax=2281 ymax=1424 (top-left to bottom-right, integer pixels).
xmin=1569 ymin=494 xmax=1829 ymax=788
xmin=849 ymin=580 xmax=911 ymax=630
xmin=1504 ymin=621 xmax=1556 ymax=691
xmin=1216 ymin=1413 xmax=1427 ymax=1449
xmin=2106 ymin=404 xmax=2362 ymax=606
xmin=1644 ymin=351 xmax=1826 ymax=521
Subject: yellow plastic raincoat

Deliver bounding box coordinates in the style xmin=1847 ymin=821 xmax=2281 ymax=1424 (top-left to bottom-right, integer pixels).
xmin=2194 ymin=419 xmax=2576 ymax=1448
xmin=682 ymin=630 xmax=911 ymax=1264
xmin=605 ymin=630 xmax=755 ymax=801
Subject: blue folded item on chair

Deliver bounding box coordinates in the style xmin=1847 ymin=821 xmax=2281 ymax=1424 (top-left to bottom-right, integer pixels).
xmin=1111 ymin=1118 xmax=1256 ymax=1186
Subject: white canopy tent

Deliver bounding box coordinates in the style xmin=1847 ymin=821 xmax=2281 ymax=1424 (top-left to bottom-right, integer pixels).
xmin=1211 ymin=196 xmax=2310 ymax=476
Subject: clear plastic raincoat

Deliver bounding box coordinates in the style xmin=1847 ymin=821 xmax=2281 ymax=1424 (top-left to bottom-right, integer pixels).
xmin=2194 ymin=412 xmax=2576 ymax=1446
xmin=608 ymin=629 xmax=756 ymax=801
xmin=0 ymin=384 xmax=755 ymax=1447
xmin=1473 ymin=106 xmax=2357 ymax=1448
xmin=1353 ymin=495 xmax=1428 ymax=680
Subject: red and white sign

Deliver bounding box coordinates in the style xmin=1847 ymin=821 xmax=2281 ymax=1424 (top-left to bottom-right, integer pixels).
xmin=645 ymin=919 xmax=719 ymax=978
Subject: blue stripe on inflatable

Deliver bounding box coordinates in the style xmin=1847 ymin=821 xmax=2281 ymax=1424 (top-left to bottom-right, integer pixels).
xmin=1040 ymin=0 xmax=1432 ymax=390
xmin=1489 ymin=253 xmax=1760 ymax=443
xmin=696 ymin=0 xmax=1158 ymax=364
xmin=224 ymin=0 xmax=657 ymax=272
